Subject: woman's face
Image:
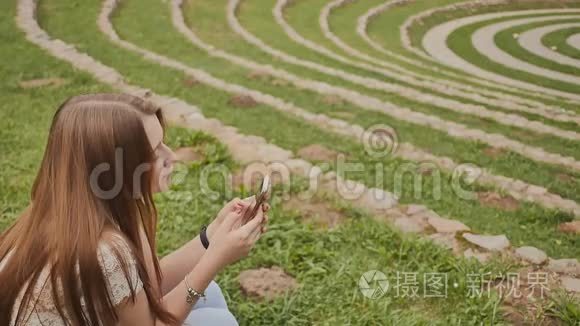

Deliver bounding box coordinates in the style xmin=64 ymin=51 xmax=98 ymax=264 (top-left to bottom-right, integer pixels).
xmin=142 ymin=114 xmax=176 ymax=193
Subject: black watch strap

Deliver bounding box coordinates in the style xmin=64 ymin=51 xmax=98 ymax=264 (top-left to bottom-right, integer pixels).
xmin=200 ymin=225 xmax=210 ymax=249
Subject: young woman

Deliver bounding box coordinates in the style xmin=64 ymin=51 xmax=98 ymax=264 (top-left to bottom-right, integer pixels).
xmin=0 ymin=93 xmax=268 ymax=325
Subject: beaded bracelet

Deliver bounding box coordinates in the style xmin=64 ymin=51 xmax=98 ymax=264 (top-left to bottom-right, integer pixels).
xmin=184 ymin=275 xmax=206 ymax=304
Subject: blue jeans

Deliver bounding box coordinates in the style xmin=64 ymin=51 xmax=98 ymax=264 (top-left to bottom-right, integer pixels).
xmin=183 ymin=281 xmax=238 ymax=326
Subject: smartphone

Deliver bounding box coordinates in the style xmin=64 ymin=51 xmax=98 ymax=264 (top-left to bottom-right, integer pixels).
xmin=241 ymin=174 xmax=271 ymax=225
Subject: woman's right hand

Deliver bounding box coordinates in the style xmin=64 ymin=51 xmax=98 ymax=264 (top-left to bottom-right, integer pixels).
xmin=205 ymin=208 xmax=265 ymax=270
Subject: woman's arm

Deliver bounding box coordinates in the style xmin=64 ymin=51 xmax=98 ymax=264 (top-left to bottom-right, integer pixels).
xmin=116 ymin=210 xmax=265 ymax=326
xmin=158 ymin=198 xmax=247 ymax=295
xmin=158 ymin=233 xmax=208 ymax=295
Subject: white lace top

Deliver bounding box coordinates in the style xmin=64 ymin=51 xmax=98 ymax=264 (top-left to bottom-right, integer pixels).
xmin=0 ymin=235 xmax=143 ymax=325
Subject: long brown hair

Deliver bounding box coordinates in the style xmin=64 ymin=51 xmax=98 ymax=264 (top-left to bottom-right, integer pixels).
xmin=0 ymin=93 xmax=177 ymax=325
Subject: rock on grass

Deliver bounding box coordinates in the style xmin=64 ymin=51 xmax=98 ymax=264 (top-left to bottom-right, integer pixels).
xmin=547 ymin=258 xmax=580 ymax=276
xmin=462 ymin=233 xmax=510 ymax=252
xmin=463 ymin=248 xmax=491 ymax=264
xmin=514 ymin=246 xmax=547 ymax=265
xmin=429 ymin=233 xmax=461 ymax=254
xmin=394 ymin=217 xmax=425 ymax=234
xmin=403 ymin=204 xmax=428 ymax=216
xmin=560 ymin=277 xmax=580 ymax=294
xmin=427 ymin=215 xmax=470 ymax=233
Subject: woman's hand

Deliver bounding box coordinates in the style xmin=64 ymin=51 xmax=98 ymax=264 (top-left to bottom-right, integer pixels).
xmin=207 ymin=197 xmax=271 ymax=240
xmin=206 ymin=197 xmax=246 ymax=240
xmin=205 ymin=209 xmax=266 ymax=270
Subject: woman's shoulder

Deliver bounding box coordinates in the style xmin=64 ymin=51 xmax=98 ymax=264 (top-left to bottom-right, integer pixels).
xmin=97 ymin=230 xmax=144 ymax=305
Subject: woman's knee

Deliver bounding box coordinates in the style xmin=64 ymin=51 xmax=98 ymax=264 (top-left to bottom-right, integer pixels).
xmin=183 ymin=307 xmax=238 ymax=326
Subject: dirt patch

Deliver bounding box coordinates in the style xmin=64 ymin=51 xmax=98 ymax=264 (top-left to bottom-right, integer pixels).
xmin=238 ymin=266 xmax=298 ymax=300
xmin=556 ymin=173 xmax=576 ymax=183
xmin=496 ymin=267 xmax=563 ymax=326
xmin=477 ymin=192 xmax=520 ymax=211
xmin=271 ymin=78 xmax=289 ymax=87
xmin=19 ymin=77 xmax=68 ymax=89
xmin=247 ymin=70 xmax=270 ymax=80
xmin=246 ymin=70 xmax=288 ymax=86
xmin=229 ymin=94 xmax=258 ymax=108
xmin=417 ymin=164 xmax=436 ymax=176
xmin=182 ymin=77 xmax=199 ymax=87
xmin=283 ymin=197 xmax=346 ymax=229
xmin=174 ymin=147 xmax=204 ymax=163
xmin=483 ymin=147 xmax=506 ymax=159
xmin=297 ymin=144 xmax=339 ymax=162
xmin=557 ymin=221 xmax=580 ymax=235
xmin=321 ymin=94 xmax=344 ymax=106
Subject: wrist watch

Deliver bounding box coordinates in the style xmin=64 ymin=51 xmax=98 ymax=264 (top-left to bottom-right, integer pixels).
xmin=200 ymin=225 xmax=210 ymax=249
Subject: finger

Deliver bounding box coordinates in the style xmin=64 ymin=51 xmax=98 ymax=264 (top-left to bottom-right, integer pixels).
xmin=227 ymin=197 xmax=241 ymax=209
xmin=221 ymin=211 xmax=243 ymax=231
xmin=239 ymin=196 xmax=255 ymax=214
xmin=260 ymin=214 xmax=269 ymax=233
xmin=249 ymin=226 xmax=262 ymax=242
xmin=262 ymin=203 xmax=270 ymax=212
xmin=239 ymin=212 xmax=264 ymax=238
xmin=232 ymin=219 xmax=243 ymax=230
xmin=242 ymin=196 xmax=255 ymax=205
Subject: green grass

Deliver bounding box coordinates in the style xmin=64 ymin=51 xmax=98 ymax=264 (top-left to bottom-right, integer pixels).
xmin=402 ymin=0 xmax=580 ymax=108
xmin=495 ymin=18 xmax=580 ymax=76
xmin=32 ymin=0 xmax=580 ymax=261
xmin=447 ymin=14 xmax=580 ymax=95
xmin=323 ymin=0 xmax=580 ymax=133
xmin=0 ymin=11 xmax=111 ymax=231
xmin=363 ymin=0 xmax=566 ymax=104
xmin=543 ymin=26 xmax=580 ymax=59
xmin=226 ymin=0 xmax=580 ymax=201
xmin=369 ymin=0 xmax=580 ymax=111
xmin=246 ymin=0 xmax=580 ymax=162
